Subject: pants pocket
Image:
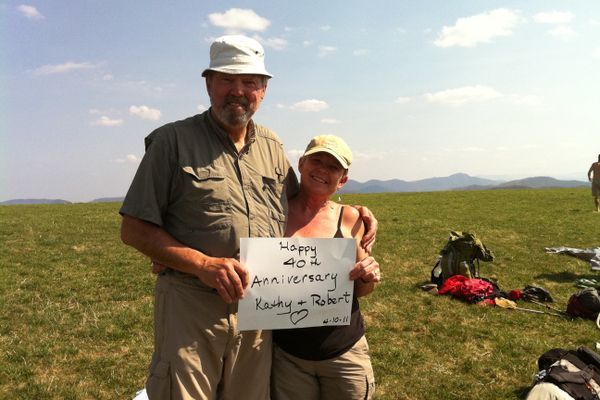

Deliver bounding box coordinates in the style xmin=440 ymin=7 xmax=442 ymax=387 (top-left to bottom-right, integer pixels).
xmin=365 ymin=374 xmax=376 ymax=400
xmin=146 ymin=360 xmax=170 ymax=400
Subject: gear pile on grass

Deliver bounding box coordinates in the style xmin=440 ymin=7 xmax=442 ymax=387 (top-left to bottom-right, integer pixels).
xmin=424 ymin=231 xmax=567 ymax=318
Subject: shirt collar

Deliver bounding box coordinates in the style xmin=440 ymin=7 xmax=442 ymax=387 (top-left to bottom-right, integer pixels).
xmin=206 ymin=108 xmax=256 ymax=153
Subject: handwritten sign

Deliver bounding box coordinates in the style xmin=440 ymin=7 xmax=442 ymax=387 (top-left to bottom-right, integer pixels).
xmin=238 ymin=237 xmax=355 ymax=331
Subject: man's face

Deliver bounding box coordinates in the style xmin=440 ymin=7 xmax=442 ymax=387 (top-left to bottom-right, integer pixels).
xmin=206 ymin=72 xmax=267 ymax=130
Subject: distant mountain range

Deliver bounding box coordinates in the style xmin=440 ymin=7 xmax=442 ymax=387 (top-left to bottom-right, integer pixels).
xmin=0 ymin=198 xmax=73 ymax=205
xmin=1 ymin=174 xmax=589 ymax=205
xmin=0 ymin=197 xmax=123 ymax=205
xmin=338 ymin=173 xmax=589 ymax=194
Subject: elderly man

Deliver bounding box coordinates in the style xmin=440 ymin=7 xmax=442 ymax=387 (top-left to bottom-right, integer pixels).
xmin=120 ymin=35 xmax=377 ymax=400
xmin=588 ymin=154 xmax=600 ymax=212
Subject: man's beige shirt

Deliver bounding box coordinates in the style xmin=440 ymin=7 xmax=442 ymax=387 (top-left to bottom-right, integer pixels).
xmin=120 ymin=110 xmax=298 ymax=260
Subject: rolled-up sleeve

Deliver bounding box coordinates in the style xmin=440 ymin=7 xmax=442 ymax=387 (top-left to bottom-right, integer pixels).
xmin=119 ymin=128 xmax=175 ymax=227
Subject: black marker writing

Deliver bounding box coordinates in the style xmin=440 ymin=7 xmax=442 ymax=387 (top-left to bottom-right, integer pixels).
xmin=279 ymin=240 xmax=318 ymax=259
xmin=310 ymin=291 xmax=352 ymax=307
xmin=251 ymin=272 xmax=338 ymax=292
xmin=255 ymin=295 xmax=292 ymax=315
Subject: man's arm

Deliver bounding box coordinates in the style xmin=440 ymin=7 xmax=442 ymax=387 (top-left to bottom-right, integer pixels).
xmin=121 ymin=215 xmax=248 ymax=303
xmin=353 ymin=205 xmax=378 ymax=254
xmin=589 ymin=164 xmax=595 ymax=181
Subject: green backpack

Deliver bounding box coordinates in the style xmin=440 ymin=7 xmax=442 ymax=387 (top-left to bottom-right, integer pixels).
xmin=431 ymin=231 xmax=495 ymax=285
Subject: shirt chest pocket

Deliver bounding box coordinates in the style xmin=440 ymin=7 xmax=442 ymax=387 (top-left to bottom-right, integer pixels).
xmin=260 ymin=174 xmax=286 ymax=216
xmin=179 ymin=166 xmax=231 ymax=231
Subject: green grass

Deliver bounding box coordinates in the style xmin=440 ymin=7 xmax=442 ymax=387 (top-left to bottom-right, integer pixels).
xmin=1 ymin=188 xmax=598 ymax=399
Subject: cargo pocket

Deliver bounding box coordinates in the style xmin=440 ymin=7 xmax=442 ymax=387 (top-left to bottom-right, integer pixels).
xmin=351 ymin=336 xmax=376 ymax=400
xmin=146 ymin=360 xmax=171 ymax=400
xmin=365 ymin=374 xmax=376 ymax=400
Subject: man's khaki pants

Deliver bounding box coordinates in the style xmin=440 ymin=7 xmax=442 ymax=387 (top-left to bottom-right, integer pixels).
xmin=146 ymin=272 xmax=271 ymax=400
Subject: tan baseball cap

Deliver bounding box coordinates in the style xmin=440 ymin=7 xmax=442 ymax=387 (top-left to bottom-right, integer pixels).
xmin=303 ymin=135 xmax=353 ymax=169
xmin=202 ymin=35 xmax=272 ymax=78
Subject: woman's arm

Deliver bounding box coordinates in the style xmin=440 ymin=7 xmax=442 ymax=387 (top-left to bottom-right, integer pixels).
xmin=343 ymin=207 xmax=381 ymax=297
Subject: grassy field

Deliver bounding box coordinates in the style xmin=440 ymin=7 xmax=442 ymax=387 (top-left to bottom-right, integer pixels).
xmin=1 ymin=188 xmax=598 ymax=399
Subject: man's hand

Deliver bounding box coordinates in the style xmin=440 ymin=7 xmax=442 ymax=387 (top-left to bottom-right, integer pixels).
xmin=196 ymin=257 xmax=249 ymax=304
xmin=349 ymin=256 xmax=381 ymax=283
xmin=354 ymin=205 xmax=378 ymax=254
xmin=151 ymin=259 xmax=167 ymax=274
xmin=151 ymin=257 xmax=249 ymax=304
xmin=154 ymin=257 xmax=249 ymax=304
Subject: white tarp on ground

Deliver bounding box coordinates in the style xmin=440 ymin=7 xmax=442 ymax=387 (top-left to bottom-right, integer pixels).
xmin=545 ymin=247 xmax=600 ymax=271
xmin=133 ymin=389 xmax=148 ymax=400
xmin=526 ymin=382 xmax=575 ymax=400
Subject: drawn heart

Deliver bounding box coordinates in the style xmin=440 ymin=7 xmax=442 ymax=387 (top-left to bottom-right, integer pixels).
xmin=290 ymin=309 xmax=309 ymax=325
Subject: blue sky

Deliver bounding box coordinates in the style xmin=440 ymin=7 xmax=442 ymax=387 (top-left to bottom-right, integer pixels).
xmin=3 ymin=1 xmax=600 ymax=202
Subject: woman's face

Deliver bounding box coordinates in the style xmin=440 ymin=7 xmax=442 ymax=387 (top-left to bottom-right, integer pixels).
xmin=298 ymin=152 xmax=348 ymax=195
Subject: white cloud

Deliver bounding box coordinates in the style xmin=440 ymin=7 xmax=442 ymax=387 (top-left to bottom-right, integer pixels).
xmin=321 ymin=118 xmax=340 ymax=124
xmin=434 ymin=8 xmax=521 ymax=48
xmin=92 ymin=116 xmax=123 ymax=127
xmin=208 ymin=8 xmax=270 ymax=33
xmin=17 ymin=4 xmax=44 ymax=20
xmin=318 ymin=45 xmax=337 ymax=57
xmin=197 ymin=104 xmax=208 ymax=112
xmin=129 ymin=105 xmax=162 ymax=121
xmin=462 ymin=147 xmax=485 ymax=153
xmin=89 ymin=108 xmax=119 ymax=115
xmin=394 ymin=96 xmax=411 ymax=104
xmin=276 ymin=104 xmax=286 ymax=109
xmin=509 ymin=94 xmax=542 ymax=106
xmin=533 ymin=11 xmax=574 ymax=24
xmin=303 ymin=40 xmax=313 ymax=47
xmin=33 ymin=61 xmax=95 ymax=75
xmin=593 ymin=47 xmax=600 ymax=59
xmin=102 ymin=74 xmax=114 ymax=81
xmin=113 ymin=154 xmax=140 ymax=164
xmin=290 ymin=99 xmax=330 ymax=112
xmin=286 ymin=149 xmax=304 ymax=163
xmin=424 ymin=85 xmax=502 ymax=106
xmin=320 ymin=25 xmax=332 ymax=31
xmin=354 ymin=151 xmax=388 ymax=161
xmin=442 ymin=146 xmax=485 ymax=153
xmin=548 ymin=25 xmax=575 ymax=39
xmin=259 ymin=36 xmax=288 ymax=51
xmin=353 ymin=49 xmax=369 ymax=56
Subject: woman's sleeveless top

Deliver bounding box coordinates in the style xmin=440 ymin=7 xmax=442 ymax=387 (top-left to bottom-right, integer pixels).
xmin=273 ymin=206 xmax=365 ymax=360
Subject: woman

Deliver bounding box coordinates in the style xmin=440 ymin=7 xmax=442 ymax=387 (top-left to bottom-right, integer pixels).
xmin=271 ymin=134 xmax=380 ymax=400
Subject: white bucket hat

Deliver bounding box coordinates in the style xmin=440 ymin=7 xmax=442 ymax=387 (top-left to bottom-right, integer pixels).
xmin=202 ymin=35 xmax=272 ymax=78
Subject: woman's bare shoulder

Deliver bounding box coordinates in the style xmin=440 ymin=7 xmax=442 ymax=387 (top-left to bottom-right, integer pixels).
xmin=341 ymin=205 xmax=364 ymax=237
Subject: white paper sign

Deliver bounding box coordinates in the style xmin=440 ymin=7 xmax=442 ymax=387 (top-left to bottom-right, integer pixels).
xmin=238 ymin=238 xmax=355 ymax=331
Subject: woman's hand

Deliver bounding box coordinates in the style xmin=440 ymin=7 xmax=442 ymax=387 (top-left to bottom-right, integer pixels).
xmin=350 ymin=256 xmax=381 ymax=283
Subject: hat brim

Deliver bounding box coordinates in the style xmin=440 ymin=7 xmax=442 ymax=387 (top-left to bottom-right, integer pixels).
xmin=202 ymin=67 xmax=273 ymax=78
xmin=303 ymin=148 xmax=349 ymax=169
